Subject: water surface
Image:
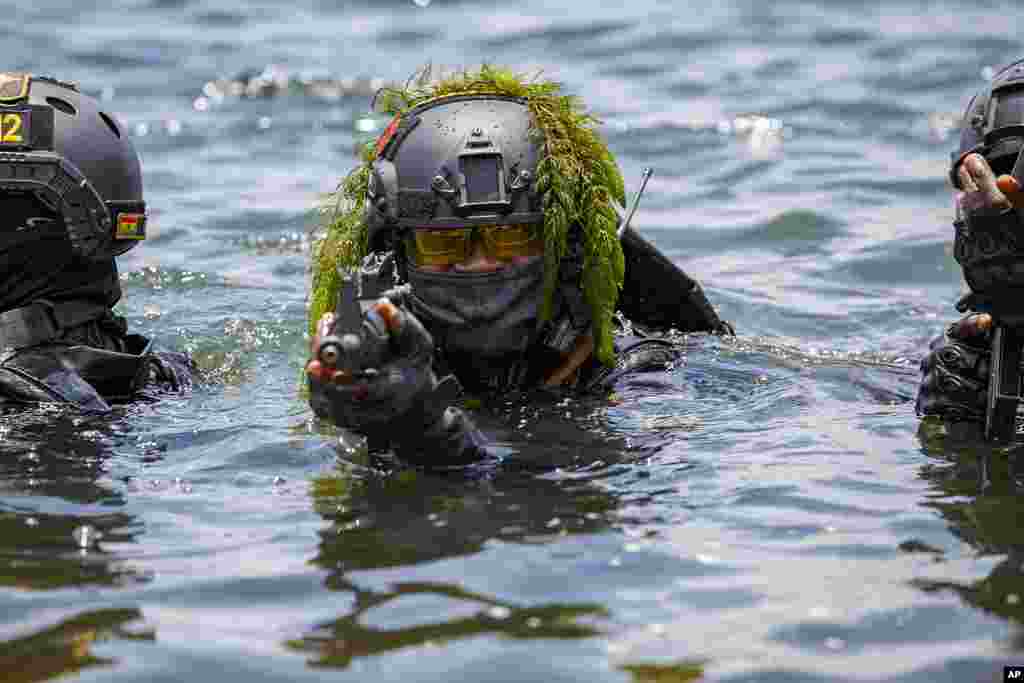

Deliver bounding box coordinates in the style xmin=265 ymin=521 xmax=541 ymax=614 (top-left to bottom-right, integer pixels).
xmin=1 ymin=1 xmax=1022 ymax=681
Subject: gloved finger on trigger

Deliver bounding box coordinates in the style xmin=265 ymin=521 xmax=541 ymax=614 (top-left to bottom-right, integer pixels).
xmin=389 ymin=307 xmax=434 ymax=358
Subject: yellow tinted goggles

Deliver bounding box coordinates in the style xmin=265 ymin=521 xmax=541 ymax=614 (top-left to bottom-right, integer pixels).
xmin=406 ymin=224 xmax=543 ymax=267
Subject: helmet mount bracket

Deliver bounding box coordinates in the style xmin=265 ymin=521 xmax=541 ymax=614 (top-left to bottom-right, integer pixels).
xmin=442 ymin=128 xmax=510 ymax=216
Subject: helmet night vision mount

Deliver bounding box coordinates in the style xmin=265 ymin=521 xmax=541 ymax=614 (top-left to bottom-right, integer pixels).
xmin=363 ymin=94 xmax=543 ymax=251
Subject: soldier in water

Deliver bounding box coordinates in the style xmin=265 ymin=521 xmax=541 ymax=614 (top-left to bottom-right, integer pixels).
xmin=305 ymin=66 xmax=732 ymax=466
xmin=918 ymin=59 xmax=1024 ymax=427
xmin=0 ymin=73 xmax=190 ymax=412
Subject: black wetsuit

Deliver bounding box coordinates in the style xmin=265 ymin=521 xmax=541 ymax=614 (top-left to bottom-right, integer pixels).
xmin=0 ymin=309 xmax=192 ymax=413
xmin=0 ymin=257 xmax=192 ymax=412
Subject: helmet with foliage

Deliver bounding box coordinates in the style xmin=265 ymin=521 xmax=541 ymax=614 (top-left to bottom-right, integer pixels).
xmin=311 ymin=66 xmax=627 ymax=366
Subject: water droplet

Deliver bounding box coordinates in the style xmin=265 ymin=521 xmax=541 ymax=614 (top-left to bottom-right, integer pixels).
xmin=72 ymin=525 xmax=102 ymax=549
xmin=143 ymin=304 xmax=161 ymax=320
xmin=412 ymin=0 xmax=431 ymax=6
xmin=258 ymin=116 xmax=272 ymax=129
xmin=25 ymin=517 xmax=38 ymax=527
xmin=193 ymin=96 xmax=210 ymax=112
xmin=526 ymin=617 xmax=541 ymax=629
xmin=824 ymin=637 xmax=845 ymax=650
xmin=134 ymin=122 xmax=149 ymax=137
xmin=354 ymin=115 xmax=378 ymax=133
xmin=486 ymin=606 xmax=511 ymax=620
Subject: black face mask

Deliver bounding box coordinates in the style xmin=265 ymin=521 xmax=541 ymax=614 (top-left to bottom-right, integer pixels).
xmin=406 ymin=257 xmax=551 ymax=358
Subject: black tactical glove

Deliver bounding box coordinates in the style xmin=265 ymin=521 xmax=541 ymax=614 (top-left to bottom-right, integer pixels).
xmin=308 ymin=298 xmax=440 ymax=431
xmin=306 ymin=297 xmax=483 ymax=465
xmin=917 ymin=313 xmax=992 ymax=422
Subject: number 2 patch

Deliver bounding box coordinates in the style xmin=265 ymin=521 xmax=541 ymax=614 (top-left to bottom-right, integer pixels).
xmin=0 ymin=110 xmax=29 ymax=145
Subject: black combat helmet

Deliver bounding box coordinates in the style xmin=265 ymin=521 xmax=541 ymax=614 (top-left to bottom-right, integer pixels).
xmin=951 ymin=58 xmax=1024 ymax=186
xmin=0 ymin=73 xmax=147 ymax=313
xmin=363 ymin=94 xmax=542 ymax=252
xmin=0 ymin=72 xmax=146 ymax=260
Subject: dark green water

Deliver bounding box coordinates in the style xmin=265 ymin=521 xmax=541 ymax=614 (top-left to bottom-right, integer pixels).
xmin=1 ymin=0 xmax=1022 ymax=680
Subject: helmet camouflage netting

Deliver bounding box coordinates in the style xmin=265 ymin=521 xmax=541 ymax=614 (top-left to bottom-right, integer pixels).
xmin=309 ymin=65 xmax=626 ymax=366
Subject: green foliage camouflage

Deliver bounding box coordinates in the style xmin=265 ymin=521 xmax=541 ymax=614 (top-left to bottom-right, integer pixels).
xmin=310 ymin=65 xmax=626 ymax=366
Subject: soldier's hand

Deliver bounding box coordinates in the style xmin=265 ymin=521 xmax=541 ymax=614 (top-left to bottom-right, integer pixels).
xmin=916 ymin=313 xmax=992 ymax=422
xmin=956 ymin=153 xmax=1024 ymax=215
xmin=306 ymin=300 xmax=437 ymax=434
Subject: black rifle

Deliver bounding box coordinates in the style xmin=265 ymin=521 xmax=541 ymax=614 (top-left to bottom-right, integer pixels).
xmin=315 ymin=254 xmax=407 ymax=378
